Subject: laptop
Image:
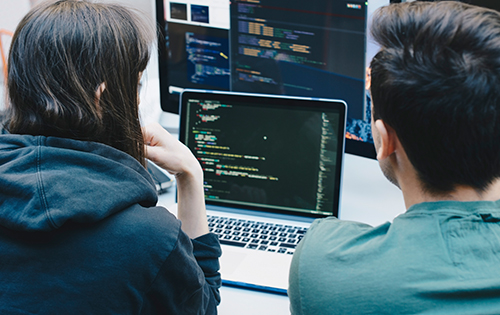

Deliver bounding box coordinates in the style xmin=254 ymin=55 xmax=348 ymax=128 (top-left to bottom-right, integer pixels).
xmin=179 ymin=89 xmax=346 ymax=294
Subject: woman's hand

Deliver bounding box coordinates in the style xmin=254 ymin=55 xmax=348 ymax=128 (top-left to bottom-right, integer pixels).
xmin=143 ymin=122 xmax=200 ymax=178
xmin=143 ymin=123 xmax=209 ymax=239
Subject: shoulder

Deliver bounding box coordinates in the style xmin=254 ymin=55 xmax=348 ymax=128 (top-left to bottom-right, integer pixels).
xmin=94 ymin=204 xmax=183 ymax=259
xmin=292 ymin=217 xmax=397 ymax=276
xmin=302 ymin=216 xmax=384 ymax=250
xmin=112 ymin=204 xmax=181 ymax=236
xmin=289 ymin=217 xmax=392 ymax=314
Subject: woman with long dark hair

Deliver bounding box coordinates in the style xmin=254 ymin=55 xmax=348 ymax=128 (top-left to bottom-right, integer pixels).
xmin=0 ymin=1 xmax=221 ymax=313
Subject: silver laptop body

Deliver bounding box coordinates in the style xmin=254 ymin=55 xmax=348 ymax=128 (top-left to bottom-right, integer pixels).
xmin=179 ymin=89 xmax=346 ymax=293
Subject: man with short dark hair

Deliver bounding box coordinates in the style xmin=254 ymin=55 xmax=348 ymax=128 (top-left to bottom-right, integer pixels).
xmin=289 ymin=2 xmax=500 ymax=314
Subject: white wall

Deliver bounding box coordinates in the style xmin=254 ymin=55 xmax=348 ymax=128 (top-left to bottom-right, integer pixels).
xmin=0 ymin=0 xmax=31 ymax=109
xmin=103 ymin=0 xmax=155 ymax=20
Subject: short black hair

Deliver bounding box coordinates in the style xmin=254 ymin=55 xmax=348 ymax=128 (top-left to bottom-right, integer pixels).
xmin=370 ymin=1 xmax=500 ymax=193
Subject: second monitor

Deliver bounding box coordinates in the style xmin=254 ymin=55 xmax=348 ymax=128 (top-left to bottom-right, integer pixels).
xmin=156 ymin=0 xmax=390 ymax=158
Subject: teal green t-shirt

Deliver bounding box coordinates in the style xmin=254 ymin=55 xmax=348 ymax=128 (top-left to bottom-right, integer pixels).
xmin=289 ymin=200 xmax=500 ymax=314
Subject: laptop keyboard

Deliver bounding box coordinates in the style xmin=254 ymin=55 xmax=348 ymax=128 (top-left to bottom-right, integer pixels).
xmin=208 ymin=215 xmax=308 ymax=255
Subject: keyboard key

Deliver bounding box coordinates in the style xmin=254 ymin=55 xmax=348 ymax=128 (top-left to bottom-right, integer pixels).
xmin=280 ymin=243 xmax=297 ymax=249
xmin=219 ymin=239 xmax=246 ymax=247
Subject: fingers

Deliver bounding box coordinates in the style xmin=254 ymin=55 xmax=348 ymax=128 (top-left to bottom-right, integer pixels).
xmin=142 ymin=122 xmax=166 ymax=147
xmin=142 ymin=122 xmax=201 ymax=178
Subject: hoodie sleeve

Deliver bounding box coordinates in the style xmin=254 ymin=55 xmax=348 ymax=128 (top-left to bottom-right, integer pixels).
xmin=141 ymin=229 xmax=222 ymax=315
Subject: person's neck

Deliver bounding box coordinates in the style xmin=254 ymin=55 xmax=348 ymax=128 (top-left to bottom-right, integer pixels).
xmin=400 ymin=174 xmax=500 ymax=209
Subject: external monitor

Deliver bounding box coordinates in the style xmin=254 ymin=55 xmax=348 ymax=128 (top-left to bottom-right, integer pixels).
xmin=156 ymin=0 xmax=393 ymax=159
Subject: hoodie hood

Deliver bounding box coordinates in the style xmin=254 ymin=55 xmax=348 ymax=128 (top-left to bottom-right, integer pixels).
xmin=0 ymin=134 xmax=158 ymax=232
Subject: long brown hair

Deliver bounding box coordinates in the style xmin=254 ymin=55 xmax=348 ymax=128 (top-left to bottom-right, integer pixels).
xmin=6 ymin=0 xmax=154 ymax=166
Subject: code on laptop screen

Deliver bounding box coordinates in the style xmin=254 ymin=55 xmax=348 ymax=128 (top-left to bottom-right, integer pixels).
xmin=182 ymin=92 xmax=345 ymax=217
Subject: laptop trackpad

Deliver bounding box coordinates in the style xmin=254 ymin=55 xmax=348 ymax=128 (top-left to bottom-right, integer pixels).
xmin=219 ymin=246 xmax=292 ymax=291
xmin=220 ymin=250 xmax=247 ymax=274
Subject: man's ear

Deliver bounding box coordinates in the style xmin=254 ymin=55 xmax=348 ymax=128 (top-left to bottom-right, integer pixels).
xmin=374 ymin=119 xmax=397 ymax=161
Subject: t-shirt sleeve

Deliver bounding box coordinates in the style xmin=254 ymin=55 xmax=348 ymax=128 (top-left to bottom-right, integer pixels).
xmin=288 ymin=220 xmax=324 ymax=315
xmin=289 ymin=225 xmax=307 ymax=315
xmin=288 ymin=217 xmax=378 ymax=315
xmin=142 ymin=229 xmax=222 ymax=314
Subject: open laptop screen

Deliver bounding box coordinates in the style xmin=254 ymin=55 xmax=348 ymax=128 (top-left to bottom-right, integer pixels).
xmin=179 ymin=90 xmax=346 ymax=218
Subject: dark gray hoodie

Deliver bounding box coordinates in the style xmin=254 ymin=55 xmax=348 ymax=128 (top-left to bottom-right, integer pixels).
xmin=0 ymin=134 xmax=221 ymax=314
